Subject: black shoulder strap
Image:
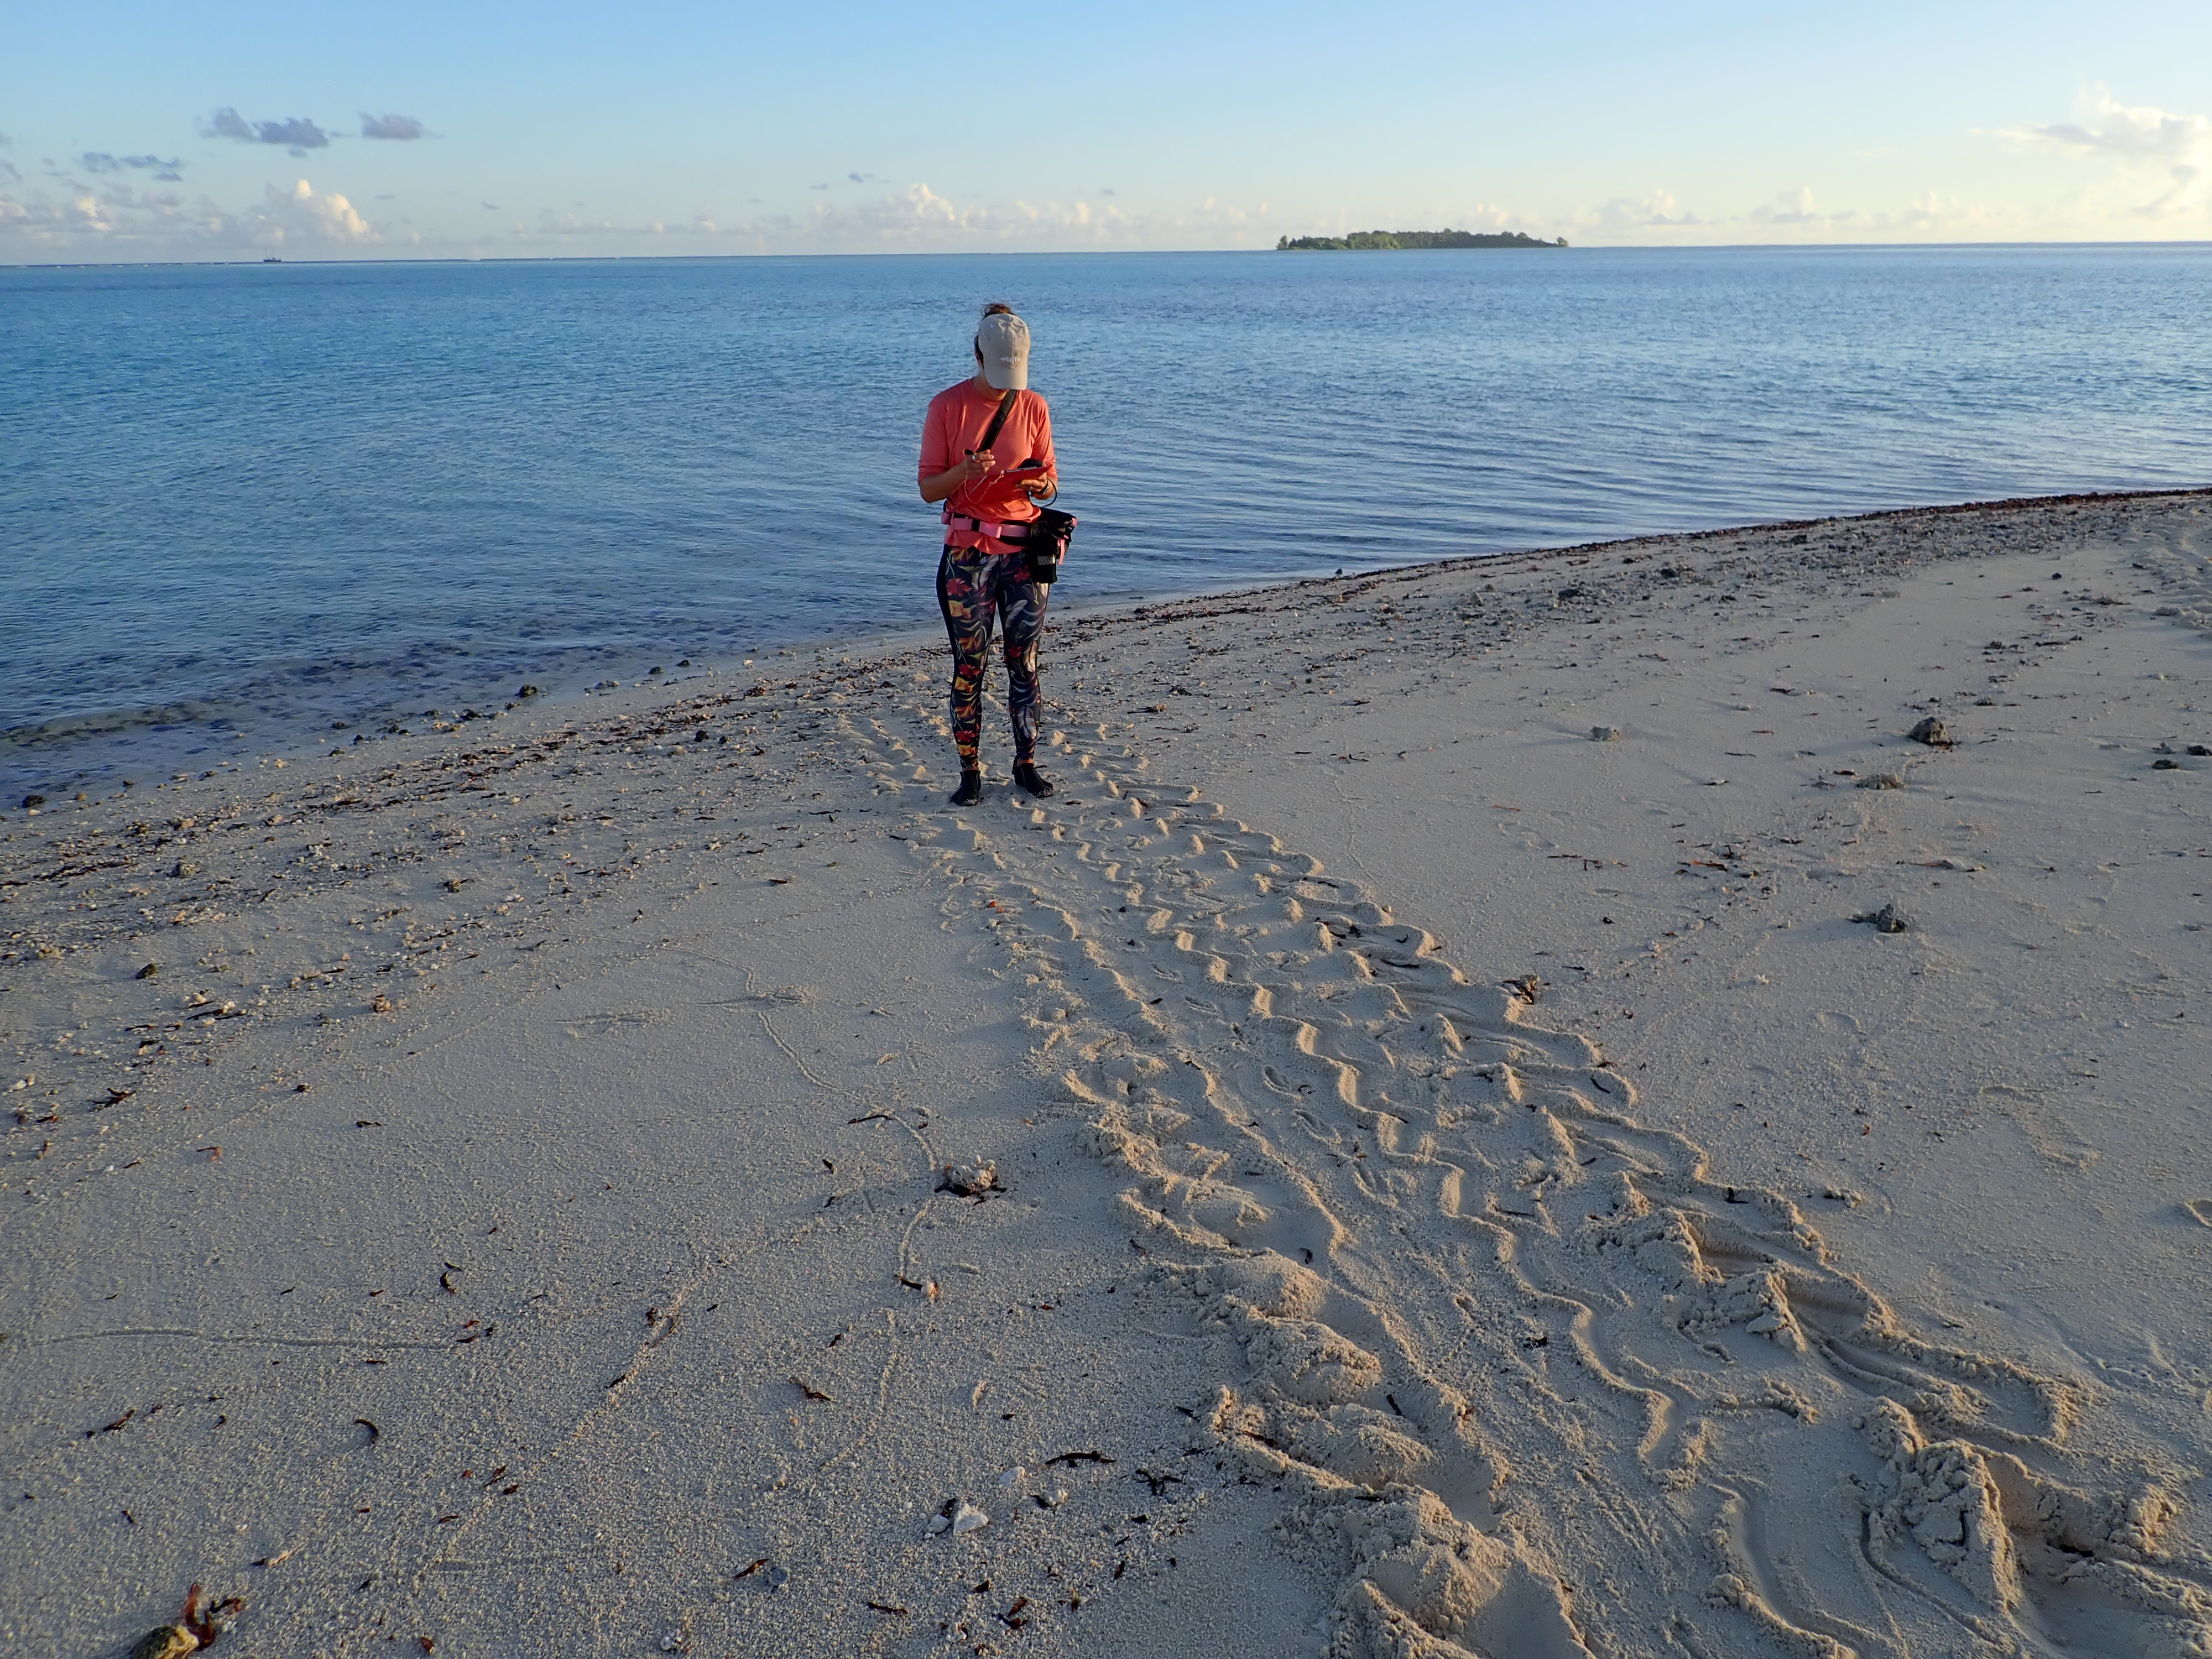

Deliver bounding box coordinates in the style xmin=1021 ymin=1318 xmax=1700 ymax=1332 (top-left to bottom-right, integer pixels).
xmin=973 ymin=388 xmax=1019 ymax=455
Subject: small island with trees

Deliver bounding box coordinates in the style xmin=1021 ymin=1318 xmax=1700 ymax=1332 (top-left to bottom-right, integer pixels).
xmin=1275 ymin=228 xmax=1568 ymax=250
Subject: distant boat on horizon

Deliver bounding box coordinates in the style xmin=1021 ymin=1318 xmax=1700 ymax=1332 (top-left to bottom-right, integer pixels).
xmin=262 ymin=254 xmax=282 ymax=264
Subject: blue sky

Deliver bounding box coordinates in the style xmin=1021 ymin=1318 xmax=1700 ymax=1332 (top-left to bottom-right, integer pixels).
xmin=3 ymin=0 xmax=2208 ymax=260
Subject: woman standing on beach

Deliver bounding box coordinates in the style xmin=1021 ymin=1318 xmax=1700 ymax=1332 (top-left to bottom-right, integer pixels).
xmin=917 ymin=303 xmax=1059 ymax=806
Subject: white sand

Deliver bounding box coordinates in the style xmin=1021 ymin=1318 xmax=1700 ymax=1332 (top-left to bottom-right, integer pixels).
xmin=4 ymin=489 xmax=2210 ymax=1658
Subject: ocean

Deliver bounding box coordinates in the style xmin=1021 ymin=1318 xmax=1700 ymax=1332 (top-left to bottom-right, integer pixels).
xmin=3 ymin=244 xmax=2209 ymax=794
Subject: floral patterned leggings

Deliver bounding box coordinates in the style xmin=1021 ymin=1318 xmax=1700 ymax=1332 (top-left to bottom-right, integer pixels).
xmin=936 ymin=544 xmax=1048 ymax=768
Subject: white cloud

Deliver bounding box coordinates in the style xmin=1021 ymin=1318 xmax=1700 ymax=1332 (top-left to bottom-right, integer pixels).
xmin=1 ymin=182 xmax=212 ymax=244
xmin=2134 ymin=170 xmax=2203 ymax=218
xmin=1593 ymin=189 xmax=1703 ymax=231
xmin=1992 ymin=86 xmax=2211 ymax=220
xmin=481 ymin=181 xmax=1283 ymax=255
xmin=818 ymin=182 xmax=1269 ymax=249
xmin=1893 ymin=190 xmax=1999 ymax=236
xmin=255 ymin=178 xmax=375 ymax=243
xmin=1584 ymin=182 xmax=1846 ymax=241
xmin=1905 ymin=189 xmax=1957 ymax=223
xmin=0 ymin=176 xmax=377 ymax=258
xmin=1569 ymin=180 xmax=2031 ymax=244
xmin=1749 ymin=184 xmax=1830 ymax=227
xmin=2000 ymin=86 xmax=2209 ymax=166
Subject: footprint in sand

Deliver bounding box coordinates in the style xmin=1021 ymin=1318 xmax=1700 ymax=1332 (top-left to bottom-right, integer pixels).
xmin=844 ymin=701 xmax=2210 ymax=1659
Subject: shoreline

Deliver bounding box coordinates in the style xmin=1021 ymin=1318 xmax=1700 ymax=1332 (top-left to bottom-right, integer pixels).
xmin=5 ymin=487 xmax=2210 ymax=1655
xmin=9 ymin=485 xmax=2206 ymax=810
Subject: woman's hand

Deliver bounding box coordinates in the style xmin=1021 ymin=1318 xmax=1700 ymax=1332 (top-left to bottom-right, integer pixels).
xmin=918 ymin=452 xmax=993 ymax=503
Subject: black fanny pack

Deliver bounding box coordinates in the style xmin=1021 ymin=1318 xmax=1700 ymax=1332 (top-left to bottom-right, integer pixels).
xmin=1020 ymin=505 xmax=1076 ymax=584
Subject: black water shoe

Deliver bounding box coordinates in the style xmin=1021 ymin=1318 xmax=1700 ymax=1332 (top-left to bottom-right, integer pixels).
xmin=1013 ymin=761 xmax=1055 ymax=799
xmin=950 ymin=770 xmax=984 ymax=806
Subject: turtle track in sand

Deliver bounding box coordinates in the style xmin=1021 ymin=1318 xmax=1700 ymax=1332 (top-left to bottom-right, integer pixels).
xmin=839 ymin=700 xmax=2211 ymax=1659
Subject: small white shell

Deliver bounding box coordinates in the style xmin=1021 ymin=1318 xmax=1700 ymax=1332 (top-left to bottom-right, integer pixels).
xmin=951 ymin=1501 xmax=989 ymax=1535
xmin=943 ymin=1160 xmax=998 ymax=1197
xmin=926 ymin=1512 xmax=951 ymax=1535
xmin=998 ymin=1467 xmax=1026 ymax=1488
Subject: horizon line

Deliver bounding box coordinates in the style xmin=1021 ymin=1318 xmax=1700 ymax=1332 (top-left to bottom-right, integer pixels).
xmin=7 ymin=237 xmax=2212 ymax=271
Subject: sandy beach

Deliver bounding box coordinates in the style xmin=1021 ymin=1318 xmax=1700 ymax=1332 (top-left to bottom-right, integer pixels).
xmin=5 ymin=487 xmax=2210 ymax=1658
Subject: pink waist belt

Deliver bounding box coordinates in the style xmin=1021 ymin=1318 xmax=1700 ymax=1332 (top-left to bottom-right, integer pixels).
xmin=942 ymin=506 xmax=1036 ymax=542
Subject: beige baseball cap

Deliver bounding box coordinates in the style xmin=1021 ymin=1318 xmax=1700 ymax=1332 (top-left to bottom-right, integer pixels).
xmin=975 ymin=309 xmax=1030 ymax=390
